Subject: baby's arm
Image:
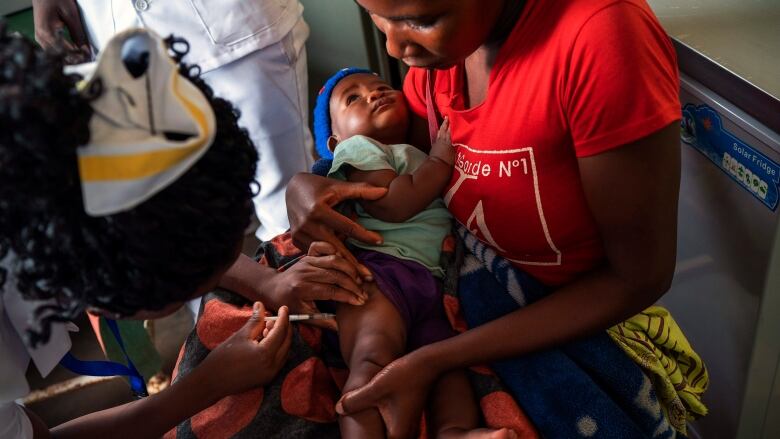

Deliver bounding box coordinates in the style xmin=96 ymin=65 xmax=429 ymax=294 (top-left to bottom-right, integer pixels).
xmin=347 ymin=118 xmax=454 ymax=223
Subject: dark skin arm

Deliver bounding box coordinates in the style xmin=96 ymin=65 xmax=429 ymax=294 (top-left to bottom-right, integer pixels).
xmin=219 ymin=243 xmax=368 ymax=310
xmin=286 ymin=175 xmax=388 ymax=280
xmin=335 ymin=122 xmax=682 ymax=439
xmin=51 ymin=361 xmax=223 ymax=439
xmin=31 ymin=0 xmax=91 ymax=64
xmin=218 ymin=242 xmax=368 ymax=331
xmin=285 ymin=114 xmax=437 ymax=261
xmin=47 ymin=303 xmax=292 ymax=439
xmin=347 ymin=118 xmax=453 ymax=223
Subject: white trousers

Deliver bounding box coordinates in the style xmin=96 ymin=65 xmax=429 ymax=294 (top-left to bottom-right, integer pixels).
xmin=202 ymin=19 xmax=314 ymax=239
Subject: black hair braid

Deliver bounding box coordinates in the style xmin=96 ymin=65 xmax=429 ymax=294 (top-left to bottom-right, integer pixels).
xmin=0 ymin=25 xmax=258 ymax=347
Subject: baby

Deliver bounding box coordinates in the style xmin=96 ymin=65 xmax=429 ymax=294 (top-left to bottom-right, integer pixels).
xmin=314 ymin=68 xmax=516 ymax=439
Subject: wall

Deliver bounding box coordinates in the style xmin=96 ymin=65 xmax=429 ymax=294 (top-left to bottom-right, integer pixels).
xmin=0 ymin=0 xmax=31 ymax=16
xmin=300 ymin=0 xmax=370 ymax=100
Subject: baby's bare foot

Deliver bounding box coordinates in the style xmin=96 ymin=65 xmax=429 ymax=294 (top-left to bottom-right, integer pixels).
xmin=438 ymin=427 xmax=518 ymax=439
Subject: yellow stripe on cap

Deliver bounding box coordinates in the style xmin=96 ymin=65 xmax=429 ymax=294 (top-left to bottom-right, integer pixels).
xmin=78 ymin=73 xmax=209 ymax=182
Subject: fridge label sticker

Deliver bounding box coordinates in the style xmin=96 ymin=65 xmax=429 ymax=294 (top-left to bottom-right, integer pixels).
xmin=681 ymin=103 xmax=780 ymax=211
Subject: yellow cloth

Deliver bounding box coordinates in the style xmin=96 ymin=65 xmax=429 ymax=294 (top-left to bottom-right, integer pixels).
xmin=608 ymin=306 xmax=708 ymax=435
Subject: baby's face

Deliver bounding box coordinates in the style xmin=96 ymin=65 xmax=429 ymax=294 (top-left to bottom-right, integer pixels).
xmin=329 ymin=73 xmax=409 ymax=147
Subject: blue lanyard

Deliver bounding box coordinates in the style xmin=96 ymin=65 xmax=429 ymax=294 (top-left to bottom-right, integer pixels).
xmin=59 ymin=318 xmax=148 ymax=398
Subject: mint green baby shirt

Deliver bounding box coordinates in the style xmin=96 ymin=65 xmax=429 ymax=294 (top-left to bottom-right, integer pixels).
xmin=328 ymin=135 xmax=451 ymax=277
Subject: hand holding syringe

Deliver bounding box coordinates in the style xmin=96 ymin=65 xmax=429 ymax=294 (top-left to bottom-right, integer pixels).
xmin=264 ymin=313 xmax=335 ymax=322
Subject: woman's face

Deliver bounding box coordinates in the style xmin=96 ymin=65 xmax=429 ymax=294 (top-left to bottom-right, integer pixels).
xmin=356 ymin=0 xmax=505 ymax=68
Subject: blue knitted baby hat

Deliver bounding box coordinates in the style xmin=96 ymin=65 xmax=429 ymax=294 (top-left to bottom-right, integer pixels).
xmin=313 ymin=67 xmax=375 ymax=160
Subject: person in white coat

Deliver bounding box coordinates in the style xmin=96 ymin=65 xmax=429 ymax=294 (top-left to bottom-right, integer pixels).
xmin=32 ymin=0 xmax=314 ymax=240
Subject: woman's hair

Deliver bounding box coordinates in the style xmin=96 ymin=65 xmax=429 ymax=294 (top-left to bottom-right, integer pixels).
xmin=0 ymin=24 xmax=258 ymax=346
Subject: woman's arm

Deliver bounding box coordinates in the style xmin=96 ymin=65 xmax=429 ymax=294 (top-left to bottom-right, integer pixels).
xmin=348 ymin=119 xmax=453 ymax=223
xmin=50 ymin=356 xmax=225 ymax=439
xmin=286 ymin=174 xmax=388 ymax=279
xmin=31 ymin=0 xmax=90 ymax=63
xmin=50 ymin=303 xmax=291 ymax=439
xmin=218 ymin=242 xmax=369 ymax=315
xmin=283 ymin=89 xmax=431 ymax=272
xmin=336 ymin=123 xmax=681 ymax=438
xmin=420 ymin=122 xmax=680 ymax=365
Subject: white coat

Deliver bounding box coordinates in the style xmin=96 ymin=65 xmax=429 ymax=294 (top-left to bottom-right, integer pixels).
xmin=0 ymin=254 xmax=73 ymax=439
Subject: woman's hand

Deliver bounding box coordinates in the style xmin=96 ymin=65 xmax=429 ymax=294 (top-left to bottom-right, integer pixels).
xmin=286 ymin=172 xmax=387 ymax=280
xmin=429 ymin=117 xmax=455 ymax=166
xmin=264 ymin=242 xmax=368 ymax=330
xmin=199 ymin=303 xmax=292 ymax=396
xmin=335 ymin=351 xmax=439 ymax=439
xmin=31 ymin=0 xmax=91 ymax=64
xmin=51 ymin=304 xmax=291 ymax=438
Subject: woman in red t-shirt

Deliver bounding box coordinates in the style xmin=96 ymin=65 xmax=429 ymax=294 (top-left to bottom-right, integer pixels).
xmin=287 ymin=0 xmax=683 ymax=436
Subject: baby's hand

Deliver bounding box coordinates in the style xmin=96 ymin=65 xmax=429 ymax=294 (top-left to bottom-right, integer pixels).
xmin=430 ymin=117 xmax=454 ymax=166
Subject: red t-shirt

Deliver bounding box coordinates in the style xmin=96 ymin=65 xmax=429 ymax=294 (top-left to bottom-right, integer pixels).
xmin=404 ymin=0 xmax=680 ymax=286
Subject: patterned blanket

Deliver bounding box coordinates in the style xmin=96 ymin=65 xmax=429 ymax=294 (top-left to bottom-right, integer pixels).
xmin=164 ymin=231 xmax=538 ymax=438
xmin=165 ymin=225 xmax=705 ymax=438
xmin=454 ymin=226 xmax=687 ymax=438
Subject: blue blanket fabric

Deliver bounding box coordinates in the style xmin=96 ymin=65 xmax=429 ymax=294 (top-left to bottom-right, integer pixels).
xmin=455 ymin=226 xmax=678 ymax=439
xmin=311 ymin=158 xmax=679 ymax=438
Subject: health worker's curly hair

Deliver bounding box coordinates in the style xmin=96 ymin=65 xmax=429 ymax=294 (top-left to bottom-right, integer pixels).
xmin=0 ymin=24 xmax=258 ymax=346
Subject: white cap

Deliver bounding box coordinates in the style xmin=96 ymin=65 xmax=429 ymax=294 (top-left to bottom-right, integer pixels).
xmin=73 ymin=28 xmax=216 ymax=216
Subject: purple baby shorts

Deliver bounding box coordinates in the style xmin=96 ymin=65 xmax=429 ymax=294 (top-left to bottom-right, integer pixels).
xmin=355 ymin=249 xmax=455 ymax=350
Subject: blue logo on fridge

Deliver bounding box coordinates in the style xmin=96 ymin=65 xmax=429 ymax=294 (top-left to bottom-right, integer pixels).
xmin=681 ymin=104 xmax=780 ymax=211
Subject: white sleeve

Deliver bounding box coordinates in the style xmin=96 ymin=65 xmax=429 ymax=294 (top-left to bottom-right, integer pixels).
xmin=0 ymin=402 xmax=33 ymax=439
xmin=0 ymin=295 xmax=32 ymax=404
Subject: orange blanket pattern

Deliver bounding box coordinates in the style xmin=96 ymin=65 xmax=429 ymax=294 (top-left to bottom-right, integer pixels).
xmin=165 ymin=232 xmax=538 ymax=438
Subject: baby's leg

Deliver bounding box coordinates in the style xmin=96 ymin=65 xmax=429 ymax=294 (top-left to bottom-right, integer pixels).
xmin=337 ymin=281 xmax=407 ymax=439
xmin=429 ymin=370 xmax=517 ymax=439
